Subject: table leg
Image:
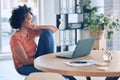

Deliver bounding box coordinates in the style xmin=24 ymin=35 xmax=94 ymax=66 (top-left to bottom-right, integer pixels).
xmin=63 ymin=75 xmax=76 ymax=80
xmin=86 ymin=77 xmax=91 ymax=80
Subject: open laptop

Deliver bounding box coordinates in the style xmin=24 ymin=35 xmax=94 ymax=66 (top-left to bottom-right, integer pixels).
xmin=56 ymin=37 xmax=96 ymax=59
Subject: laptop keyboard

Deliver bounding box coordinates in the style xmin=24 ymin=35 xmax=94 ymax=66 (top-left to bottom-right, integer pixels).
xmin=58 ymin=52 xmax=73 ymax=57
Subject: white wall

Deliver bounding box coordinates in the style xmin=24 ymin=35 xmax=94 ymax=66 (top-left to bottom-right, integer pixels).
xmin=91 ymin=0 xmax=104 ymax=14
xmin=41 ymin=0 xmax=56 ymax=25
xmin=0 ymin=0 xmax=1 ymax=53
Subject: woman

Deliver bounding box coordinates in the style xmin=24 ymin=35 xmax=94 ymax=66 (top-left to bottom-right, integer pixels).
xmin=9 ymin=5 xmax=76 ymax=80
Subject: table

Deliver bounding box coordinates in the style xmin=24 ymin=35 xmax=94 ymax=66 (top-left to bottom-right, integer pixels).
xmin=34 ymin=50 xmax=120 ymax=79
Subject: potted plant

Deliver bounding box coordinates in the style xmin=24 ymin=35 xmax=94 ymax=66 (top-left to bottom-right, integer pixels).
xmin=81 ymin=0 xmax=120 ymax=39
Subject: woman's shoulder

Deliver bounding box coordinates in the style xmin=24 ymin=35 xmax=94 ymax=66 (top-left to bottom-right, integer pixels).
xmin=10 ymin=32 xmax=22 ymax=42
xmin=11 ymin=32 xmax=19 ymax=38
xmin=10 ymin=32 xmax=23 ymax=46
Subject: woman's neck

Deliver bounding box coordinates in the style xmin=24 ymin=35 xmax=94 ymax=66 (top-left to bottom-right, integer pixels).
xmin=17 ymin=27 xmax=28 ymax=37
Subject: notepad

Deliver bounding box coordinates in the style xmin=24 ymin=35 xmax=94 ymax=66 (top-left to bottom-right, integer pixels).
xmin=64 ymin=60 xmax=96 ymax=67
xmin=97 ymin=67 xmax=109 ymax=71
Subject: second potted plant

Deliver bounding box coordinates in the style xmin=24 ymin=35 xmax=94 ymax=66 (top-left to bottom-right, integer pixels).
xmin=81 ymin=0 xmax=120 ymax=39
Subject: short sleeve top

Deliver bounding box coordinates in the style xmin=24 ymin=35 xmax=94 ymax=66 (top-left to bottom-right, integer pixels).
xmin=10 ymin=29 xmax=41 ymax=68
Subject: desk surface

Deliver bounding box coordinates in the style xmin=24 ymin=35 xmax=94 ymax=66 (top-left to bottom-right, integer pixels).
xmin=34 ymin=50 xmax=120 ymax=77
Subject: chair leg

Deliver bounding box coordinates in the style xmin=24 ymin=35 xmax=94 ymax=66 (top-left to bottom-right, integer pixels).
xmin=86 ymin=77 xmax=91 ymax=80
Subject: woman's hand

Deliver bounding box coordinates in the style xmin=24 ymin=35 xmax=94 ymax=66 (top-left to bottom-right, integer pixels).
xmin=30 ymin=23 xmax=38 ymax=30
xmin=30 ymin=22 xmax=58 ymax=33
xmin=12 ymin=46 xmax=34 ymax=65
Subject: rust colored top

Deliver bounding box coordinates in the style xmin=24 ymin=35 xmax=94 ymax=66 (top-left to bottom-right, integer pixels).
xmin=10 ymin=29 xmax=41 ymax=68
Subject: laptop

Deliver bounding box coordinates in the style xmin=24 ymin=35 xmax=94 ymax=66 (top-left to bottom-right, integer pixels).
xmin=56 ymin=37 xmax=96 ymax=59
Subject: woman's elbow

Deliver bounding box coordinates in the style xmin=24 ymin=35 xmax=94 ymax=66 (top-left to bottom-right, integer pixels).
xmin=21 ymin=58 xmax=34 ymax=65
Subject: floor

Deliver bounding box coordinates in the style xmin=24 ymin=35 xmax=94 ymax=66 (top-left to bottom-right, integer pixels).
xmin=0 ymin=59 xmax=25 ymax=80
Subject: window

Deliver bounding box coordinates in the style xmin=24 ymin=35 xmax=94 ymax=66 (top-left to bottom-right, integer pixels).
xmin=0 ymin=0 xmax=40 ymax=54
xmin=105 ymin=0 xmax=120 ymax=50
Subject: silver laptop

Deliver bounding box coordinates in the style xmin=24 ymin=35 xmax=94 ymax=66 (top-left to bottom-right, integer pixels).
xmin=56 ymin=37 xmax=96 ymax=59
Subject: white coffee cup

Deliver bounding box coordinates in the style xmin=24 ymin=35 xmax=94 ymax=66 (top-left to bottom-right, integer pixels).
xmin=103 ymin=51 xmax=112 ymax=62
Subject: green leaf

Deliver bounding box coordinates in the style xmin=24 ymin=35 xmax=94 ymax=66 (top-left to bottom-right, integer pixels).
xmin=107 ymin=31 xmax=113 ymax=39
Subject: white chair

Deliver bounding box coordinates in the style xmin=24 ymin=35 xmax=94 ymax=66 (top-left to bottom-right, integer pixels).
xmin=11 ymin=56 xmax=26 ymax=77
xmin=25 ymin=72 xmax=65 ymax=80
xmin=12 ymin=56 xmax=64 ymax=80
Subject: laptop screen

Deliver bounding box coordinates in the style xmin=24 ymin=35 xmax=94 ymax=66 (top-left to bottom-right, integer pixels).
xmin=72 ymin=37 xmax=96 ymax=58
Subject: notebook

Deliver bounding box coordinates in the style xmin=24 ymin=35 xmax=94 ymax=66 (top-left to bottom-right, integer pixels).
xmin=56 ymin=37 xmax=96 ymax=59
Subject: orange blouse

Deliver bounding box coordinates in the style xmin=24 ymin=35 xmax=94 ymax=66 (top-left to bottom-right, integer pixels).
xmin=10 ymin=29 xmax=41 ymax=68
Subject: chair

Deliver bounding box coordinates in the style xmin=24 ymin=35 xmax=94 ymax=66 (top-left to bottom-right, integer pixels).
xmin=12 ymin=56 xmax=64 ymax=80
xmin=11 ymin=55 xmax=26 ymax=77
xmin=25 ymin=72 xmax=65 ymax=80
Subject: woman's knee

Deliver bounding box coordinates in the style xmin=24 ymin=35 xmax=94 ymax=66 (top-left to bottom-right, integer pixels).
xmin=40 ymin=30 xmax=54 ymax=40
xmin=42 ymin=30 xmax=52 ymax=36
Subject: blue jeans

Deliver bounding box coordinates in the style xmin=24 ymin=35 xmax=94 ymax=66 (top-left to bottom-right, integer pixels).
xmin=36 ymin=29 xmax=54 ymax=57
xmin=17 ymin=30 xmax=54 ymax=75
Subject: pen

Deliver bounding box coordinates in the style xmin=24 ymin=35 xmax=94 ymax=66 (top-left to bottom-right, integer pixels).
xmin=70 ymin=61 xmax=87 ymax=64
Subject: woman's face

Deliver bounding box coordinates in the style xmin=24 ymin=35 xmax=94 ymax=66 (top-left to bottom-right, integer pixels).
xmin=22 ymin=13 xmax=33 ymax=29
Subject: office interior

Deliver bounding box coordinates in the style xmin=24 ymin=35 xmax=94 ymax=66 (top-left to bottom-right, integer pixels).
xmin=0 ymin=0 xmax=120 ymax=80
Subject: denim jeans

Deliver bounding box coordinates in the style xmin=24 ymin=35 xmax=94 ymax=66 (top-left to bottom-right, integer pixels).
xmin=36 ymin=29 xmax=54 ymax=57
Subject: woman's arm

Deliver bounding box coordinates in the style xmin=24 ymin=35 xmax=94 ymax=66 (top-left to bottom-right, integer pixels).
xmin=38 ymin=25 xmax=58 ymax=33
xmin=31 ymin=24 xmax=58 ymax=33
xmin=12 ymin=46 xmax=34 ymax=65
